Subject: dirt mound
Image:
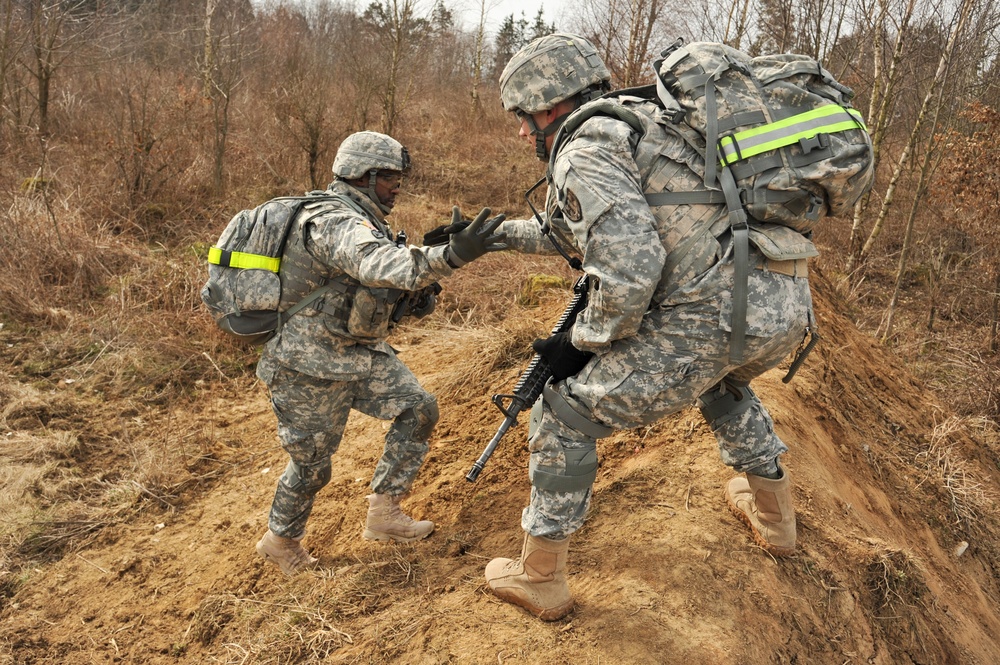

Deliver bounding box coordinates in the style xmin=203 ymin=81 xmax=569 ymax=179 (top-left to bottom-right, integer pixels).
xmin=3 ymin=267 xmax=1000 ymax=664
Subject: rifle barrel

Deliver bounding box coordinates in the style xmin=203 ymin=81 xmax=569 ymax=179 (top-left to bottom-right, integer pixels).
xmin=466 ymin=415 xmax=517 ymax=482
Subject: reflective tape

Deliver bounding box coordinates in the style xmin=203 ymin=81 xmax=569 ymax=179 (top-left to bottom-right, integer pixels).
xmin=208 ymin=246 xmax=281 ymax=272
xmin=718 ymin=106 xmax=866 ymax=165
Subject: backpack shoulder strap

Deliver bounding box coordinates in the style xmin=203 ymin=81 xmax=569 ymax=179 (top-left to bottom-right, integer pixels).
xmin=281 ymin=273 xmax=357 ymax=322
xmin=549 ymin=98 xmax=648 ymax=169
xmin=274 ymin=193 xmax=366 ymax=333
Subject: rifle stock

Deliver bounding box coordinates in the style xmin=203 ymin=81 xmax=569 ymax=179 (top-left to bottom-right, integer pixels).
xmin=466 ymin=275 xmax=589 ymax=482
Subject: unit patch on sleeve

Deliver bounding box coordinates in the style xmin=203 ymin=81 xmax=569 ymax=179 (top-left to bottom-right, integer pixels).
xmin=562 ymin=188 xmax=583 ymax=222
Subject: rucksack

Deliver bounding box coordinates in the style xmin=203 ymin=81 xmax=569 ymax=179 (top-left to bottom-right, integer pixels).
xmin=201 ymin=193 xmax=355 ymax=346
xmin=548 ymin=40 xmax=874 ymax=363
xmin=651 ymin=40 xmax=874 ymax=231
xmin=653 ymin=41 xmax=873 ymax=362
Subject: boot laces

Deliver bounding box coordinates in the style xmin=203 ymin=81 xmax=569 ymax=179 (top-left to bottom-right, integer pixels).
xmin=385 ymin=496 xmax=417 ymax=525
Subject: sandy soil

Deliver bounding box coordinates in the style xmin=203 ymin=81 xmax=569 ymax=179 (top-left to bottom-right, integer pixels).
xmin=2 ymin=266 xmax=1000 ymax=664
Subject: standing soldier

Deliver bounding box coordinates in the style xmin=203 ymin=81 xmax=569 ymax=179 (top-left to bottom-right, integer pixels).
xmin=476 ymin=34 xmax=814 ymax=619
xmin=255 ymin=131 xmax=506 ymax=575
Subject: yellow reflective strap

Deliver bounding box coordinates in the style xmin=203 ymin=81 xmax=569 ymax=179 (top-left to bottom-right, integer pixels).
xmin=718 ymin=106 xmax=867 ymax=165
xmin=207 ymin=246 xmax=281 ymax=272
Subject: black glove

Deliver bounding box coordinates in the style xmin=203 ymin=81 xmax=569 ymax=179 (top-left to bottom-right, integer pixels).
xmin=446 ymin=207 xmax=507 ymax=267
xmin=532 ymin=331 xmax=594 ymax=382
xmin=423 ymin=207 xmax=471 ymax=246
xmin=408 ymin=283 xmax=442 ymax=318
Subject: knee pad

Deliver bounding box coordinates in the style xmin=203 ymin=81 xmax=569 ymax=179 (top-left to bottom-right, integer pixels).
xmin=529 ymin=441 xmax=599 ymax=493
xmin=542 ymin=380 xmax=613 ymax=439
xmin=698 ymin=378 xmax=757 ymax=432
xmin=396 ymin=397 xmax=439 ymax=442
xmin=280 ymin=459 xmax=332 ymax=493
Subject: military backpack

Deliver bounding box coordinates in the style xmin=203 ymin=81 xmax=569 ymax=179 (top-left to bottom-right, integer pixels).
xmin=651 ymin=39 xmax=873 ymax=230
xmin=549 ymin=39 xmax=874 ymax=363
xmin=201 ymin=193 xmax=353 ymax=346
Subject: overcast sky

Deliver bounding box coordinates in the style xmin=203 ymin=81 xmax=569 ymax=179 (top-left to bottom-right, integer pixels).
xmin=254 ymin=0 xmax=572 ymax=39
xmin=447 ymin=0 xmax=571 ymax=35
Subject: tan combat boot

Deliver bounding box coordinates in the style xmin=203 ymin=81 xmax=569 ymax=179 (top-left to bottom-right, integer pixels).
xmin=725 ymin=465 xmax=797 ymax=556
xmin=485 ymin=533 xmax=574 ymax=621
xmin=363 ymin=493 xmax=434 ymax=542
xmin=256 ymin=529 xmax=319 ymax=575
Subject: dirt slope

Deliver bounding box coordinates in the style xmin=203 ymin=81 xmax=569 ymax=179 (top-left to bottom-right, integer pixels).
xmin=3 ymin=266 xmax=1000 ymax=665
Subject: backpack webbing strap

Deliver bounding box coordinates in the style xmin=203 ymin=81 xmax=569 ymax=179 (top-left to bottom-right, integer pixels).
xmin=646 ymin=190 xmax=728 ymax=206
xmin=646 ymin=187 xmax=802 ymax=208
xmin=717 ymin=166 xmax=750 ymax=364
xmin=332 ymin=192 xmax=371 ymax=218
xmin=280 ymin=275 xmax=358 ymax=328
xmin=703 ymin=69 xmax=723 ymax=188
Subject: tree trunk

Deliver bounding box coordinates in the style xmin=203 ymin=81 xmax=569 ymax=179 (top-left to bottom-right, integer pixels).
xmin=854 ymin=0 xmax=974 ymax=275
xmin=846 ymin=0 xmax=914 ymax=278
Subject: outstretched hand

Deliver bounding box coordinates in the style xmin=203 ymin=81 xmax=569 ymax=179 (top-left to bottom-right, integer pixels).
xmin=422 ymin=206 xmax=472 ymax=246
xmin=447 ymin=207 xmax=507 ymax=267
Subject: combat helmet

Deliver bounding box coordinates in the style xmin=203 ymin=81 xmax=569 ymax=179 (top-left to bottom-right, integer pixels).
xmin=332 ymin=131 xmax=411 ymax=213
xmin=499 ymin=33 xmax=611 ymax=159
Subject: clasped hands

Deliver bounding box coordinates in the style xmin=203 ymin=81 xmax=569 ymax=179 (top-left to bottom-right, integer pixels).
xmin=423 ymin=206 xmax=507 ymax=267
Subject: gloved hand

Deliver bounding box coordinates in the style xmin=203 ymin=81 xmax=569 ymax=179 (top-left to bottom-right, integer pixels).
xmin=423 ymin=207 xmax=471 ymax=246
xmin=408 ymin=283 xmax=442 ymax=318
xmin=532 ymin=331 xmax=594 ymax=382
xmin=446 ymin=207 xmax=507 ymax=267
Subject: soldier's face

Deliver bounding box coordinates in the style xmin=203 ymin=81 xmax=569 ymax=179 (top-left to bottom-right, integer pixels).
xmin=373 ymin=171 xmax=402 ymax=209
xmin=518 ymin=110 xmax=550 ymax=146
xmin=517 ymin=100 xmax=575 ymax=153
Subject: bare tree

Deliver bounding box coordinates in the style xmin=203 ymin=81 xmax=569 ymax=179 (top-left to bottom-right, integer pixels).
xmin=881 ymin=60 xmax=951 ymax=344
xmin=200 ymin=0 xmax=255 ymax=194
xmin=0 ymin=0 xmax=17 ymax=132
xmin=469 ymin=0 xmax=493 ymax=110
xmin=18 ymin=0 xmax=99 ymax=137
xmin=853 ymin=0 xmax=975 ymax=275
xmin=259 ymin=1 xmax=352 ymax=189
xmin=570 ymin=0 xmax=666 ymax=87
xmin=357 ymin=0 xmax=431 ymax=135
xmin=933 ymin=102 xmax=1000 ymax=351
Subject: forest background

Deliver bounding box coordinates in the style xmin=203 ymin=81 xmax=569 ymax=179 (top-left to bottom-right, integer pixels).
xmin=1 ymin=0 xmax=1000 ymax=661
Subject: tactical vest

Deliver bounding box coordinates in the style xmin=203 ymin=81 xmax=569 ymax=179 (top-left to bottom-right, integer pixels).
xmin=549 ymin=95 xmax=820 ymax=362
xmin=276 ymin=185 xmax=404 ymax=340
xmin=548 ymin=96 xmax=732 ymax=307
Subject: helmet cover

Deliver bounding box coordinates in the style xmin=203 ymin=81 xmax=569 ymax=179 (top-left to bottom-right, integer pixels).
xmin=499 ymin=32 xmax=611 ymax=114
xmin=332 ymin=131 xmax=411 ymax=179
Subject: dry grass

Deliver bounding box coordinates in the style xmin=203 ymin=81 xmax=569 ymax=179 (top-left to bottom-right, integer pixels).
xmin=0 ymin=194 xmax=126 ymax=324
xmin=326 ymin=547 xmax=424 ymax=619
xmin=190 ymin=592 xmax=354 ymax=662
xmin=860 ymin=540 xmax=926 ymax=616
xmin=186 ymin=547 xmax=429 ymax=663
xmin=914 ymin=417 xmax=994 ymax=528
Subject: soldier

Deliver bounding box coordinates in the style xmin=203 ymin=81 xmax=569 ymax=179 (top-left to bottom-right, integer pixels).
xmin=480 ymin=34 xmax=814 ymax=619
xmin=255 ymin=131 xmax=506 ymax=575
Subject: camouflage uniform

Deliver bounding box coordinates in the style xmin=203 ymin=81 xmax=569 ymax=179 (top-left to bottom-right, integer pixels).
xmin=258 ymin=171 xmax=455 ymax=540
xmin=498 ymin=81 xmax=813 ymax=542
xmin=483 ymin=32 xmax=870 ymax=620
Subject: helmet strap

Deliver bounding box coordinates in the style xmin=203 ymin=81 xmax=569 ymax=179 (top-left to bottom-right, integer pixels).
xmin=524 ymin=110 xmax=574 ymax=161
xmin=365 ymin=168 xmax=392 ymax=215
